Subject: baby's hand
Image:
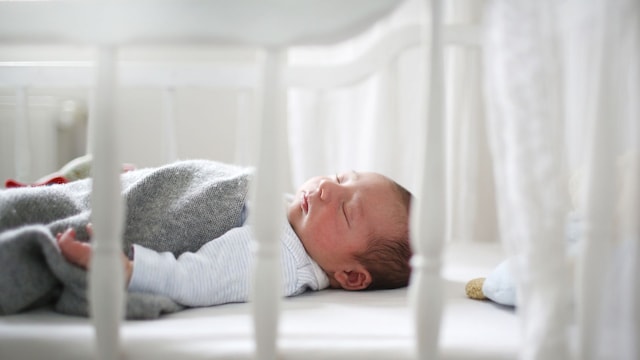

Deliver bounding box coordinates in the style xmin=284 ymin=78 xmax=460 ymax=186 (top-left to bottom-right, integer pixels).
xmin=56 ymin=225 xmax=133 ymax=285
xmin=56 ymin=227 xmax=92 ymax=268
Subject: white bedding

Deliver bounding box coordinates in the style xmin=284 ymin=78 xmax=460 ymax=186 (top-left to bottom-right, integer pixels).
xmin=0 ymin=242 xmax=519 ymax=360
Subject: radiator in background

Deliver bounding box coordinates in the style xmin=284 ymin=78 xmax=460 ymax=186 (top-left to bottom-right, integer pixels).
xmin=0 ymin=93 xmax=87 ymax=184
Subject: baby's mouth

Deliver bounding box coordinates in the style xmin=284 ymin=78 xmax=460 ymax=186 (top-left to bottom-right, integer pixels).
xmin=301 ymin=192 xmax=309 ymax=214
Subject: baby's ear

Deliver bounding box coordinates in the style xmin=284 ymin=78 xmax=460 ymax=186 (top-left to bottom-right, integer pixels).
xmin=334 ymin=266 xmax=371 ymax=290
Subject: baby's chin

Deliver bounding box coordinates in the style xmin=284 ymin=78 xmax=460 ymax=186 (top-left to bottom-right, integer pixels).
xmin=286 ymin=199 xmax=302 ymax=227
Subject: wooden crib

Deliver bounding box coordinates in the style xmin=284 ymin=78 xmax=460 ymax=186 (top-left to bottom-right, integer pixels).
xmin=1 ymin=0 xmax=637 ymax=359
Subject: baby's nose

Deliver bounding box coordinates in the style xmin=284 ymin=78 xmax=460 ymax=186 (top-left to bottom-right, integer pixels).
xmin=318 ymin=180 xmax=330 ymax=201
xmin=318 ymin=179 xmax=342 ymax=201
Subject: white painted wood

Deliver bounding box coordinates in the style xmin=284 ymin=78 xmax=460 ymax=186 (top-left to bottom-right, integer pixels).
xmin=410 ymin=0 xmax=446 ymax=359
xmin=0 ymin=24 xmax=474 ymax=92
xmin=285 ymin=25 xmax=420 ymax=89
xmin=250 ymin=49 xmax=288 ymax=360
xmin=0 ymin=62 xmax=92 ymax=88
xmin=88 ymin=47 xmax=125 ymax=360
xmin=0 ymin=0 xmax=400 ymax=47
xmin=0 ymin=2 xmax=405 ymax=360
xmin=0 ymin=61 xmax=259 ymax=88
xmin=284 ymin=23 xmax=480 ymax=91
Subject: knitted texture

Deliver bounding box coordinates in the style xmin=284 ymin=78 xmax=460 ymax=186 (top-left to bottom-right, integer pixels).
xmin=0 ymin=160 xmax=251 ymax=319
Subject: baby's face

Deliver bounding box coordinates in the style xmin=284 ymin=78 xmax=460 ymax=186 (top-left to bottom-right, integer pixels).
xmin=287 ymin=171 xmax=400 ymax=277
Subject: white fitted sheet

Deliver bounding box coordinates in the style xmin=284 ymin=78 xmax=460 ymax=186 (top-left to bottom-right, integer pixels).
xmin=0 ymin=242 xmax=519 ymax=360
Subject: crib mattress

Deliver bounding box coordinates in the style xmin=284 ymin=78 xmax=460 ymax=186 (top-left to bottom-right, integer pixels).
xmin=0 ymin=242 xmax=519 ymax=360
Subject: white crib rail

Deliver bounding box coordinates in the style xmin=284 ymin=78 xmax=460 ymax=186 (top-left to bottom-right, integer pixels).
xmin=88 ymin=46 xmax=126 ymax=360
xmin=285 ymin=2 xmax=454 ymax=358
xmin=285 ymin=25 xmax=421 ymax=89
xmin=410 ymin=0 xmax=446 ymax=358
xmin=250 ymin=48 xmax=287 ymax=360
xmin=0 ymin=61 xmax=260 ymax=88
xmin=0 ymin=0 xmax=401 ymax=47
xmin=285 ymin=22 xmax=481 ymax=91
xmin=0 ymin=60 xmax=263 ymax=173
xmin=0 ymin=2 xmax=404 ymax=360
xmin=0 ymin=1 xmax=486 ymax=358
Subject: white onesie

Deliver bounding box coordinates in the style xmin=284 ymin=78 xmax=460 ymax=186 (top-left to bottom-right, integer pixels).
xmin=128 ymin=219 xmax=330 ymax=307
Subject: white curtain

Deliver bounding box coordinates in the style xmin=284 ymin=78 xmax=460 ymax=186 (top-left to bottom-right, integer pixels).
xmin=286 ymin=0 xmax=498 ymax=245
xmin=483 ymin=1 xmax=573 ymax=358
xmin=287 ymin=0 xmax=638 ymax=358
xmin=287 ymin=0 xmax=425 ymax=191
xmin=484 ymin=0 xmax=639 ymax=359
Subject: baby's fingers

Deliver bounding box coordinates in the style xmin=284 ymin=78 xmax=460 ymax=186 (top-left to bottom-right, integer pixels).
xmin=57 ymin=228 xmax=92 ymax=270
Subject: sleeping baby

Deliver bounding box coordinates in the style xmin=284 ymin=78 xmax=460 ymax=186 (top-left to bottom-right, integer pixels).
xmin=0 ymin=159 xmax=412 ymax=318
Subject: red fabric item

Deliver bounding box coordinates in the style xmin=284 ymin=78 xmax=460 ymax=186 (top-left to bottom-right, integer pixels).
xmin=5 ymin=175 xmax=69 ymax=188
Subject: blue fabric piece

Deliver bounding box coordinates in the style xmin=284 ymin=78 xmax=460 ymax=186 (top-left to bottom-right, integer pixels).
xmin=482 ymin=211 xmax=584 ymax=307
xmin=482 ymin=258 xmax=516 ymax=306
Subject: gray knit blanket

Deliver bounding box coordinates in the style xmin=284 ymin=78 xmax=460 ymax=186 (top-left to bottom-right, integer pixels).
xmin=0 ymin=160 xmax=251 ymax=319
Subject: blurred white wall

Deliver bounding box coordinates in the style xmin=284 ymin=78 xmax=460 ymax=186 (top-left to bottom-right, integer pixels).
xmin=0 ymin=45 xmax=257 ymax=183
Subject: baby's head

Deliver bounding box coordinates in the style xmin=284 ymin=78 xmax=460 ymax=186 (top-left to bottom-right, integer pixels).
xmin=287 ymin=171 xmax=412 ymax=291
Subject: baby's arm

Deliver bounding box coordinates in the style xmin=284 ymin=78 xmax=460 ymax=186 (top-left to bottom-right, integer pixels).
xmin=56 ymin=226 xmax=133 ymax=284
xmin=127 ymin=226 xmax=253 ymax=307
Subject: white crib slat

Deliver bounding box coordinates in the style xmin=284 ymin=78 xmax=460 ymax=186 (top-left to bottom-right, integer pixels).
xmin=410 ymin=0 xmax=446 ymax=359
xmin=88 ymin=46 xmax=125 ymax=360
xmin=0 ymin=4 xmax=404 ymax=360
xmin=251 ymin=49 xmax=288 ymax=360
xmin=0 ymin=0 xmax=400 ymax=47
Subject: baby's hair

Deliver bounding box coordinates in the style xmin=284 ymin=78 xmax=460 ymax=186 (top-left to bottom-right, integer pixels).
xmin=354 ymin=179 xmax=413 ymax=290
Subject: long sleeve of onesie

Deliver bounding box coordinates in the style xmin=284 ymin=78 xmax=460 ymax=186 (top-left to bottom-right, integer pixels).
xmin=128 ymin=222 xmax=329 ymax=307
